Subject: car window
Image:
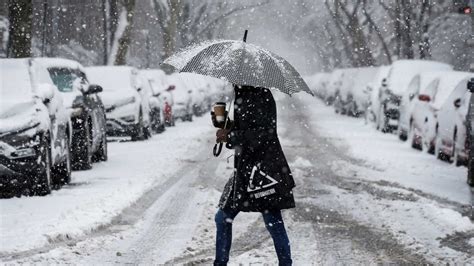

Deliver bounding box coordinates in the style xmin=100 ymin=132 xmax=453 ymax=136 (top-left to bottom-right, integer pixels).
xmin=48 ymin=67 xmax=80 ymax=93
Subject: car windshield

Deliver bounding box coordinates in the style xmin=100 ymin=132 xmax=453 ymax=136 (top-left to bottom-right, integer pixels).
xmin=0 ymin=59 xmax=34 ymax=102
xmin=48 ymin=67 xmax=82 ymax=93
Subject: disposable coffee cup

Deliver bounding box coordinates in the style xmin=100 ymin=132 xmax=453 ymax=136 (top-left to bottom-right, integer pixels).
xmin=214 ymin=102 xmax=226 ymax=122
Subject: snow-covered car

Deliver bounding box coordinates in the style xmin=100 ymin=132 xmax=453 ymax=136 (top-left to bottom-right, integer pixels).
xmin=334 ymin=68 xmax=357 ymax=115
xmin=86 ymin=66 xmax=151 ymax=140
xmin=398 ymin=71 xmax=442 ymax=141
xmin=0 ymin=58 xmax=71 ymax=195
xmin=365 ymin=66 xmax=390 ymax=126
xmin=36 ymin=58 xmax=108 ymax=170
xmin=412 ymin=72 xmax=472 ymax=155
xmin=305 ymin=72 xmax=331 ymax=99
xmin=172 ymin=88 xmax=193 ymax=122
xmin=165 ymin=74 xmax=194 ymax=122
xmin=138 ymin=71 xmax=165 ymax=133
xmin=325 ymin=69 xmax=345 ymax=106
xmin=344 ymin=67 xmax=379 ymax=117
xmin=435 ymin=72 xmax=474 ymax=165
xmin=376 ymin=60 xmax=453 ymax=133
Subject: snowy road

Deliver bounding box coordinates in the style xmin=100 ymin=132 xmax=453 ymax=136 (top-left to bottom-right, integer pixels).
xmin=2 ymin=95 xmax=474 ymax=264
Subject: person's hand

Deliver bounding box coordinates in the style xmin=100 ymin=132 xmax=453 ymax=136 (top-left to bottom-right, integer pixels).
xmin=216 ymin=128 xmax=230 ymax=143
xmin=211 ymin=111 xmax=233 ymax=129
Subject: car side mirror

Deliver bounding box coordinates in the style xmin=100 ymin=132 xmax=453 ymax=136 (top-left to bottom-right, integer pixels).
xmin=454 ymin=98 xmax=462 ymax=108
xmin=468 ymin=78 xmax=474 ymax=93
xmin=85 ymin=84 xmax=103 ymax=95
xmin=36 ymin=83 xmax=55 ymax=104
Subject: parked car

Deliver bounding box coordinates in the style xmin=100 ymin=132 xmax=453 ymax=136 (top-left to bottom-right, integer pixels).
xmin=141 ymin=69 xmax=167 ymax=132
xmin=138 ymin=72 xmax=165 ymax=133
xmin=407 ymin=71 xmax=447 ymax=152
xmin=325 ymin=69 xmax=345 ymax=106
xmin=434 ymin=73 xmax=474 ymax=165
xmin=376 ymin=60 xmax=452 ymax=133
xmin=165 ymin=74 xmax=193 ymax=122
xmin=86 ymin=66 xmax=151 ymax=140
xmin=466 ymin=78 xmax=474 ymax=186
xmin=334 ymin=68 xmax=357 ymax=115
xmin=305 ymin=72 xmax=331 ymax=99
xmin=365 ymin=66 xmax=390 ymax=126
xmin=344 ymin=67 xmax=379 ymax=117
xmin=0 ymin=58 xmax=71 ymax=195
xmin=37 ymin=58 xmax=107 ymax=170
xmin=399 ymin=71 xmax=443 ymax=143
xmin=172 ymin=88 xmax=193 ymax=122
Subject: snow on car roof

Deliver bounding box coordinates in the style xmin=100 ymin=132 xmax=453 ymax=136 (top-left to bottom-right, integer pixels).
xmin=35 ymin=57 xmax=86 ymax=73
xmin=430 ymin=71 xmax=474 ymax=110
xmin=85 ymin=66 xmax=137 ymax=91
xmin=387 ymin=60 xmax=453 ymax=95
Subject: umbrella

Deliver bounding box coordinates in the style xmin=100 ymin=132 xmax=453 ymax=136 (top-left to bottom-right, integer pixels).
xmin=162 ymin=30 xmax=313 ymax=96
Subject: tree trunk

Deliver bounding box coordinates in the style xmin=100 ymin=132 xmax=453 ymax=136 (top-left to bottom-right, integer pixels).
xmin=7 ymin=0 xmax=32 ymax=58
xmin=114 ymin=0 xmax=135 ymax=65
xmin=163 ymin=0 xmax=180 ymax=58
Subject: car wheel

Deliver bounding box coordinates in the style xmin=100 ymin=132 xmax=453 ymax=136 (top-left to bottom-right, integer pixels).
xmin=468 ymin=160 xmax=474 ymax=187
xmin=92 ymin=133 xmax=108 ymax=162
xmin=435 ymin=137 xmax=450 ymax=161
xmin=33 ymin=134 xmax=52 ymax=196
xmin=410 ymin=123 xmax=422 ymax=150
xmin=398 ymin=129 xmax=408 ymax=141
xmin=131 ymin=111 xmax=145 ymax=141
xmin=52 ymin=136 xmax=72 ymax=186
xmin=72 ymin=119 xmax=93 ymax=170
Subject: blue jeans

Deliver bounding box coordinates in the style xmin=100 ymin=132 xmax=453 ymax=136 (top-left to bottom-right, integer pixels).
xmin=214 ymin=208 xmax=292 ymax=266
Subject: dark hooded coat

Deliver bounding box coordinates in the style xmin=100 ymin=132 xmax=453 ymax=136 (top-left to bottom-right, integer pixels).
xmin=218 ymin=86 xmax=295 ymax=212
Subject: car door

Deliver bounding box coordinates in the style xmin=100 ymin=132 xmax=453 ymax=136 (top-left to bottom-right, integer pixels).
xmin=33 ymin=62 xmax=69 ymax=164
xmin=76 ymin=70 xmax=104 ymax=151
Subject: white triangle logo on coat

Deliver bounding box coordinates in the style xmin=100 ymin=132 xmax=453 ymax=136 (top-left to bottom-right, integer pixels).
xmin=247 ymin=165 xmax=279 ymax=192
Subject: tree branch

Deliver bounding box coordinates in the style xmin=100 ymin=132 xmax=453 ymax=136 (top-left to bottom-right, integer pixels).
xmin=195 ymin=0 xmax=270 ymax=39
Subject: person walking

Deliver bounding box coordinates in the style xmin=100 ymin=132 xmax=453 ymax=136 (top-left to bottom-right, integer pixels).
xmin=212 ymin=85 xmax=295 ymax=266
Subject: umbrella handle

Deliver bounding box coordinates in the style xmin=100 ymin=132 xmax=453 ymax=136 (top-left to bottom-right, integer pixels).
xmin=213 ymin=142 xmax=223 ymax=157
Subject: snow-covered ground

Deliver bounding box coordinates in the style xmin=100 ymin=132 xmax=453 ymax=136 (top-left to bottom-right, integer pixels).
xmin=296 ymin=94 xmax=470 ymax=205
xmin=1 ymin=94 xmax=473 ymax=264
xmin=0 ymin=116 xmax=213 ymax=255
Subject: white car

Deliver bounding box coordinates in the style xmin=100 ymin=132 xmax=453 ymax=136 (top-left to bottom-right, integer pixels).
xmin=165 ymin=74 xmax=194 ymax=122
xmin=138 ymin=71 xmax=166 ymax=133
xmin=344 ymin=67 xmax=379 ymax=117
xmin=435 ymin=72 xmax=474 ymax=165
xmin=86 ymin=66 xmax=151 ymax=141
xmin=325 ymin=69 xmax=345 ymax=105
xmin=334 ymin=68 xmax=357 ymax=115
xmin=398 ymin=71 xmax=442 ymax=141
xmin=376 ymin=60 xmax=452 ymax=133
xmin=305 ymin=72 xmax=331 ymax=99
xmin=411 ymin=72 xmax=472 ymax=155
xmin=365 ymin=66 xmax=390 ymax=126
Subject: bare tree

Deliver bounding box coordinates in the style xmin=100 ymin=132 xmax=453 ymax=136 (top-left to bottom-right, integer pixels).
xmin=7 ymin=0 xmax=32 ymax=58
xmin=113 ymin=0 xmax=136 ymax=65
xmin=324 ymin=0 xmax=375 ymax=67
xmin=152 ymin=0 xmax=270 ymax=59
